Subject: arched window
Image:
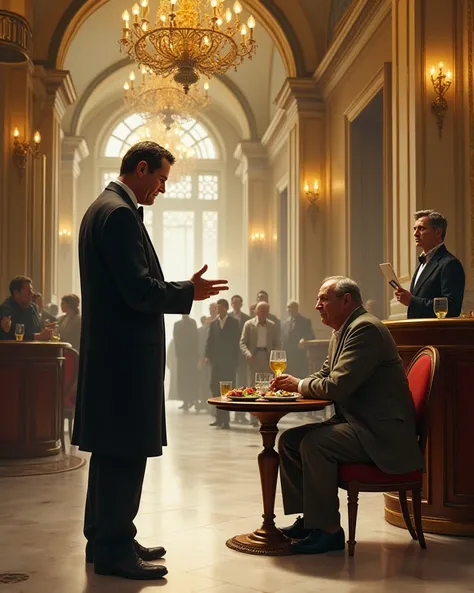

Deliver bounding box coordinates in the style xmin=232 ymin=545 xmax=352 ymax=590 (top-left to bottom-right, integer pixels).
xmin=98 ymin=113 xmax=222 ymax=331
xmin=104 ymin=114 xmax=218 ymax=159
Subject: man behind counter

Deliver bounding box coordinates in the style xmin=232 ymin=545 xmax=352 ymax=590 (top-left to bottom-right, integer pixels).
xmin=394 ymin=210 xmax=465 ymax=318
xmin=0 ymin=276 xmax=54 ymax=341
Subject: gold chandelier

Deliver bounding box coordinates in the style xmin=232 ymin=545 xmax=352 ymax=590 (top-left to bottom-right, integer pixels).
xmin=123 ymin=67 xmax=209 ymax=129
xmin=119 ymin=0 xmax=257 ymax=93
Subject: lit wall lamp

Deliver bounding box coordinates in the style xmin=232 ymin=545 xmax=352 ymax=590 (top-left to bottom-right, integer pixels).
xmin=250 ymin=232 xmax=265 ymax=247
xmin=218 ymin=259 xmax=230 ymax=269
xmin=58 ymin=228 xmax=72 ymax=244
xmin=304 ymin=179 xmax=319 ymax=229
xmin=430 ymin=62 xmax=452 ymax=137
xmin=12 ymin=127 xmax=41 ymax=169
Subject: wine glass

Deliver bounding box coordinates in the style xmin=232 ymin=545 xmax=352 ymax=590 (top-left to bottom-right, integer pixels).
xmin=51 ymin=326 xmax=61 ymax=342
xmin=270 ymin=350 xmax=287 ymax=376
xmin=434 ymin=297 xmax=448 ymax=319
xmin=255 ymin=373 xmax=273 ymax=393
xmin=15 ymin=324 xmax=25 ymax=341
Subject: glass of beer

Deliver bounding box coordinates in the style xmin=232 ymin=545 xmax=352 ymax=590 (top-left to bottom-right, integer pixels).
xmin=15 ymin=324 xmax=25 ymax=341
xmin=270 ymin=350 xmax=287 ymax=376
xmin=51 ymin=326 xmax=61 ymax=342
xmin=219 ymin=381 xmax=233 ymax=398
xmin=434 ymin=297 xmax=448 ymax=319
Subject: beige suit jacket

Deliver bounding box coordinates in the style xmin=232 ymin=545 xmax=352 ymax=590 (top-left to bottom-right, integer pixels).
xmin=240 ymin=317 xmax=281 ymax=358
xmin=301 ymin=308 xmax=424 ymax=475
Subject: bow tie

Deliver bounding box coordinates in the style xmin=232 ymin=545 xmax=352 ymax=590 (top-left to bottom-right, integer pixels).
xmin=418 ymin=254 xmax=427 ymax=265
xmin=137 ymin=206 xmax=144 ymax=221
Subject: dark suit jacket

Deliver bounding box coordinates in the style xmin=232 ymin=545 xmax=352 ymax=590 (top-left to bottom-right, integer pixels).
xmin=281 ymin=314 xmax=315 ymax=377
xmin=301 ymin=308 xmax=424 ymax=475
xmin=72 ymin=182 xmax=194 ymax=457
xmin=0 ymin=298 xmax=41 ymax=341
xmin=205 ymin=316 xmax=240 ymax=396
xmin=408 ymin=244 xmax=465 ymax=318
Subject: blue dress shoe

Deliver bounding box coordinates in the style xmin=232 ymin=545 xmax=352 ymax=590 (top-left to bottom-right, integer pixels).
xmin=290 ymin=528 xmax=345 ymax=554
xmin=279 ymin=516 xmax=312 ymax=540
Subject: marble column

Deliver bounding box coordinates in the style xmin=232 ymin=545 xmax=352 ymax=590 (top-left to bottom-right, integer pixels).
xmin=33 ymin=67 xmax=76 ymax=304
xmin=59 ymin=135 xmax=89 ymax=299
xmin=391 ymin=0 xmax=473 ymax=316
xmin=234 ymin=141 xmax=271 ymax=307
xmin=266 ymin=79 xmax=326 ymax=335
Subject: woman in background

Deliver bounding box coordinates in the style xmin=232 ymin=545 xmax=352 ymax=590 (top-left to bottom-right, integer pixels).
xmin=58 ymin=293 xmax=82 ymax=351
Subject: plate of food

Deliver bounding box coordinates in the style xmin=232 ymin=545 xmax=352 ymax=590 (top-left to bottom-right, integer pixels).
xmin=263 ymin=390 xmax=301 ymax=401
xmin=226 ymin=387 xmax=262 ymax=401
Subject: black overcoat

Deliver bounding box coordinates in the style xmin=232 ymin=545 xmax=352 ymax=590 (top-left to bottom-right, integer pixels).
xmin=205 ymin=316 xmax=240 ymax=397
xmin=72 ymin=182 xmax=194 ymax=457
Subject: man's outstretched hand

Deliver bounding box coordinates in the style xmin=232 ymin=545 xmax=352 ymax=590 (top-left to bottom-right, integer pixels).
xmin=191 ymin=264 xmax=229 ymax=301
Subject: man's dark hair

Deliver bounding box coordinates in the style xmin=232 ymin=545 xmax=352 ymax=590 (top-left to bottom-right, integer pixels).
xmin=9 ymin=275 xmax=32 ymax=296
xmin=217 ymin=298 xmax=229 ymax=309
xmin=200 ymin=315 xmax=207 ymax=324
xmin=257 ymin=290 xmax=269 ymax=297
xmin=120 ymin=141 xmax=176 ymax=175
xmin=414 ymin=209 xmax=448 ymax=240
xmin=231 ymin=294 xmax=243 ymax=302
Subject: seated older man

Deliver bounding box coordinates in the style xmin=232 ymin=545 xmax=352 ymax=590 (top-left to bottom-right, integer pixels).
xmin=272 ymin=276 xmax=424 ymax=555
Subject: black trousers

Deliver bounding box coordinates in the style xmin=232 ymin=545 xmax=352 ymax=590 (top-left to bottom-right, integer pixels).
xmin=84 ymin=453 xmax=147 ymax=564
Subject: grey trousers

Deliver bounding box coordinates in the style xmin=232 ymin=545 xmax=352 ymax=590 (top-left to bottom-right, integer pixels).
xmin=278 ymin=419 xmax=371 ymax=531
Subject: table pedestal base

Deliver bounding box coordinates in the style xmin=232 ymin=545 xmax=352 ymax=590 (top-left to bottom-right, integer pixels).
xmin=226 ymin=526 xmax=291 ymax=556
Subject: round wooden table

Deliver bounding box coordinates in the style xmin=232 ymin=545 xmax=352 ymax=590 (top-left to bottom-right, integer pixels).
xmin=208 ymin=396 xmax=331 ymax=556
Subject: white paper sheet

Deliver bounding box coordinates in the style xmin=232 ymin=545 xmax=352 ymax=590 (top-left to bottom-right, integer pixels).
xmin=379 ymin=263 xmax=402 ymax=290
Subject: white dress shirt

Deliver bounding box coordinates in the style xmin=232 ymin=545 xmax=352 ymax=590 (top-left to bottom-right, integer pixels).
xmin=256 ymin=323 xmax=268 ymax=348
xmin=114 ymin=178 xmax=139 ymax=209
xmin=413 ymin=242 xmax=444 ymax=288
xmin=218 ymin=315 xmax=228 ymax=329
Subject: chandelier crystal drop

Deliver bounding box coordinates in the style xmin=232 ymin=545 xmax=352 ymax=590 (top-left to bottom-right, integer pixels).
xmin=123 ymin=67 xmax=210 ymax=128
xmin=119 ymin=0 xmax=257 ymax=93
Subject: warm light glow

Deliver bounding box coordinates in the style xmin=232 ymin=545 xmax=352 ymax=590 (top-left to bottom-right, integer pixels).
xmin=124 ymin=81 xmax=130 ymax=91
xmin=430 ymin=66 xmax=436 ymax=76
xmin=240 ymin=24 xmax=247 ymax=36
xmin=204 ymin=35 xmax=210 ymax=45
xmin=204 ymin=81 xmax=209 ymax=91
xmin=225 ymin=7 xmax=232 ymax=22
xmin=33 ymin=131 xmax=41 ymax=145
xmin=122 ymin=9 xmax=130 ymax=22
xmin=132 ymin=3 xmax=140 ymax=15
xmin=13 ymin=127 xmax=20 ymax=138
xmin=314 ymin=180 xmax=319 ymax=192
xmin=304 ymin=181 xmax=309 ymax=192
xmin=247 ymin=15 xmax=256 ymax=29
xmin=211 ymin=0 xmax=217 ymax=6
xmin=141 ymin=0 xmax=148 ymax=7
xmin=59 ymin=228 xmax=72 ymax=238
xmin=447 ymin=70 xmax=452 ymax=80
xmin=439 ymin=61 xmax=444 ymax=69
xmin=250 ymin=232 xmax=265 ymax=243
xmin=129 ymin=71 xmax=136 ymax=81
xmin=233 ymin=1 xmax=242 ymax=14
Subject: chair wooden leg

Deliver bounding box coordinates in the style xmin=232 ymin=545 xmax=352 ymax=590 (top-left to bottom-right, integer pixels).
xmin=399 ymin=490 xmax=417 ymax=540
xmin=347 ymin=483 xmax=359 ymax=557
xmin=411 ymin=486 xmax=426 ymax=550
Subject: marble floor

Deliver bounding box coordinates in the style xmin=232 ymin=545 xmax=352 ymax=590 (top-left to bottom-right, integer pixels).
xmin=1 ymin=403 xmax=474 ymax=593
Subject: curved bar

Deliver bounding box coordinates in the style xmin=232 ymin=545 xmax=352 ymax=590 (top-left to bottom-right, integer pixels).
xmin=384 ymin=318 xmax=474 ymax=536
xmin=0 ymin=342 xmax=68 ymax=458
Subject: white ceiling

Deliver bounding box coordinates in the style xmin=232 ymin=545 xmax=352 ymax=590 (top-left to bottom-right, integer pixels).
xmin=63 ymin=0 xmax=286 ymax=138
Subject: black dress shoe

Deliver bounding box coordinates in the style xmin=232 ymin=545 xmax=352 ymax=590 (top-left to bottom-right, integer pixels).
xmin=279 ymin=516 xmax=312 ymax=540
xmin=94 ymin=553 xmax=168 ymax=580
xmin=86 ymin=540 xmax=166 ymax=563
xmin=290 ymin=528 xmax=345 ymax=555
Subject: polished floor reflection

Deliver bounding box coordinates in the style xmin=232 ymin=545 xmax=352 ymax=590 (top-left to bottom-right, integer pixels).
xmin=1 ymin=403 xmax=473 ymax=593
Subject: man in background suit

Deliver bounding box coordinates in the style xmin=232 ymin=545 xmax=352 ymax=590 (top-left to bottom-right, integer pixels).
xmin=240 ymin=301 xmax=281 ymax=385
xmin=395 ymin=210 xmax=465 ymax=318
xmin=173 ymin=314 xmax=198 ymax=411
xmin=282 ymin=300 xmax=315 ymax=378
xmin=272 ymin=276 xmax=423 ymax=555
xmin=205 ymin=298 xmax=241 ymax=429
xmin=73 ymin=142 xmax=227 ymax=580
xmin=256 ymin=290 xmax=280 ymax=332
xmin=229 ymin=294 xmax=251 ymax=423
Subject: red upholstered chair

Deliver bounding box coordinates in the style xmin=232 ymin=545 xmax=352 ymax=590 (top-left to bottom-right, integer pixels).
xmin=338 ymin=346 xmax=439 ymax=556
xmin=62 ymin=347 xmax=79 ymax=451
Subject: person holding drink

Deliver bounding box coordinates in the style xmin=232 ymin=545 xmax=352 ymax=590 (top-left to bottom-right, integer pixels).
xmin=0 ymin=276 xmax=54 ymax=341
xmin=394 ymin=210 xmax=465 ymax=318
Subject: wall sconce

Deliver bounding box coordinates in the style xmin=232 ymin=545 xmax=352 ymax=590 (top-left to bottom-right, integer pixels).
xmin=12 ymin=127 xmax=41 ymax=169
xmin=430 ymin=62 xmax=452 ymax=137
xmin=304 ymin=179 xmax=319 ymax=207
xmin=58 ymin=228 xmax=72 ymax=244
xmin=250 ymin=232 xmax=265 ymax=246
xmin=218 ymin=259 xmax=230 ymax=269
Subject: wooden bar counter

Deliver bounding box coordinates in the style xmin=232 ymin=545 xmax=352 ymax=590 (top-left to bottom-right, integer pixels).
xmin=0 ymin=341 xmax=67 ymax=458
xmin=384 ymin=318 xmax=474 ymax=536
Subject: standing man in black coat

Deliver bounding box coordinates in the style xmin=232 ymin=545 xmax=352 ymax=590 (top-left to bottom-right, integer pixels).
xmin=281 ymin=301 xmax=315 ymax=378
xmin=205 ymin=298 xmax=241 ymax=429
xmin=394 ymin=210 xmax=465 ymax=318
xmin=72 ymin=142 xmax=227 ymax=580
xmin=229 ymin=294 xmax=251 ymax=423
